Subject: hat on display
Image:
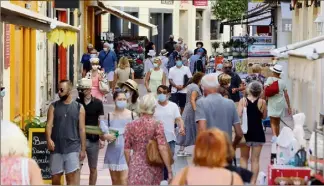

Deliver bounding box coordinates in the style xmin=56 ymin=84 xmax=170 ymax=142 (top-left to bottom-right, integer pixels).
xmin=77 ymin=78 xmax=92 ymax=89
xmin=270 ymin=64 xmax=283 ymax=74
xmin=159 ymin=49 xmax=168 ymax=56
xmin=122 ymin=79 xmax=139 ymax=93
xmin=148 ymin=50 xmax=156 ymax=57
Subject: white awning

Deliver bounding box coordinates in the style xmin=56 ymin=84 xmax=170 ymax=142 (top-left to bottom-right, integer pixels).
xmin=247 ymin=2 xmax=271 ymax=26
xmin=271 ymin=35 xmax=324 ymax=59
xmin=97 ymin=0 xmax=158 ymax=36
xmin=0 ymin=1 xmax=79 ymax=32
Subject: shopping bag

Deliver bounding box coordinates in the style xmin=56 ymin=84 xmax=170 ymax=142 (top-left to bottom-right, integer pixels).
xmin=242 ymin=107 xmax=248 ymax=134
xmin=264 ymin=80 xmax=279 ymax=97
xmin=99 ymin=79 xmax=109 ymax=94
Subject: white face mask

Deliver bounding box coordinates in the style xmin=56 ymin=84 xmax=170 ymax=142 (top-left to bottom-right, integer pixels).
xmin=92 ymin=65 xmax=99 ymax=70
xmin=103 ymin=48 xmax=108 ymax=52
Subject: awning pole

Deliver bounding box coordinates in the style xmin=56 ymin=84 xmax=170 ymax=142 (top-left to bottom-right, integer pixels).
xmin=0 ymin=0 xmax=4 ymax=121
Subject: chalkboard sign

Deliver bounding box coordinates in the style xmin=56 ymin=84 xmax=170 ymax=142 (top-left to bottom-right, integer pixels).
xmin=28 ymin=128 xmax=63 ymax=184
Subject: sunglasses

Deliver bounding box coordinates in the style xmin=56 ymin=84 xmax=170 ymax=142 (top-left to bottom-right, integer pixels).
xmin=224 ymin=66 xmax=232 ymax=69
xmin=58 ymin=88 xmax=65 ymax=93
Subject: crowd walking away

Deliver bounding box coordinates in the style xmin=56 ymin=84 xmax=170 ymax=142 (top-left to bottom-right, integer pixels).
xmin=1 ymin=39 xmax=297 ymax=185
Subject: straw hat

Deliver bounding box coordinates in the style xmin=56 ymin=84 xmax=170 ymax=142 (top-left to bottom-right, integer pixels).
xmin=159 ymin=49 xmax=168 ymax=56
xmin=122 ymin=79 xmax=139 ymax=92
xmin=90 ymin=57 xmax=100 ymax=64
xmin=270 ymin=64 xmax=283 ymax=74
xmin=77 ymin=78 xmax=92 ymax=89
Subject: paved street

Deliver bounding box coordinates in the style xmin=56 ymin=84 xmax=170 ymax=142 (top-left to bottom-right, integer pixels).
xmin=79 ymin=79 xmax=306 ymax=185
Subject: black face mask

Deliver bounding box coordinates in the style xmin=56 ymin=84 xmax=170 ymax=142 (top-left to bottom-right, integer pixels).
xmin=59 ymin=94 xmax=69 ymax=101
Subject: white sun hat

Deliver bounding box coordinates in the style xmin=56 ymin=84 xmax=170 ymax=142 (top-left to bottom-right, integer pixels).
xmin=77 ymin=78 xmax=92 ymax=89
xmin=270 ymin=64 xmax=283 ymax=74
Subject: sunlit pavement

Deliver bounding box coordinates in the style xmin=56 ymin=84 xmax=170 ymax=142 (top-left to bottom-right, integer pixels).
xmin=79 ymin=79 xmax=307 ymax=185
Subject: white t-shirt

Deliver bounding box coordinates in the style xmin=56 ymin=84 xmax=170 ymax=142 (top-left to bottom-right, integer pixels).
xmin=154 ymin=101 xmax=181 ymax=142
xmin=168 ymin=65 xmax=192 ymax=93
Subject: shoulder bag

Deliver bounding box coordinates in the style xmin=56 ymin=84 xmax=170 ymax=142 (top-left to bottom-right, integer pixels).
xmin=264 ymin=78 xmax=279 ymax=97
xmin=242 ymin=97 xmax=248 ymax=134
xmin=146 ymin=121 xmax=174 ymax=166
xmin=99 ymin=78 xmax=109 ymax=94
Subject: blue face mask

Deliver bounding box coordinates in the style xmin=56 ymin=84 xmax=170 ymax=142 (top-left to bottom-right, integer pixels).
xmin=176 ymin=60 xmax=183 ymax=67
xmin=157 ymin=94 xmax=167 ymax=102
xmin=0 ymin=90 xmax=5 ymax=97
xmin=116 ymin=100 xmax=127 ymax=109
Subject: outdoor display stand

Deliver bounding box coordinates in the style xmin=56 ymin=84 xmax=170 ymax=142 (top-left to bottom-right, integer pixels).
xmin=313 ymin=113 xmax=324 ymax=184
xmin=28 ymin=128 xmax=64 ymax=184
xmin=267 ymin=165 xmax=311 ymax=185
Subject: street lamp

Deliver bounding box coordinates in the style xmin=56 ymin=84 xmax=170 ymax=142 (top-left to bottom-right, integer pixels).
xmin=314 ymin=15 xmax=324 ymax=36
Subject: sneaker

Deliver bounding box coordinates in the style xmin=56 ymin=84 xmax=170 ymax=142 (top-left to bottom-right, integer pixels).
xmin=177 ymin=151 xmax=186 ymax=157
xmin=183 ymin=151 xmax=192 ymax=156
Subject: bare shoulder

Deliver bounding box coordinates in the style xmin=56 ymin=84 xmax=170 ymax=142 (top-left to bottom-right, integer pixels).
xmin=232 ymin=171 xmax=244 ymax=185
xmin=28 ymin=158 xmax=41 ymax=173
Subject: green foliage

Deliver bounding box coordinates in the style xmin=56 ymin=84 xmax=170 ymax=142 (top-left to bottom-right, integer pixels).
xmin=212 ymin=0 xmax=249 ymax=21
xmin=211 ymin=42 xmax=220 ymax=51
xmin=24 ymin=116 xmax=46 ymax=137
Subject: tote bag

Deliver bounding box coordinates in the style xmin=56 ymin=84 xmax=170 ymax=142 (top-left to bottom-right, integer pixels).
xmin=242 ymin=98 xmax=248 ymax=134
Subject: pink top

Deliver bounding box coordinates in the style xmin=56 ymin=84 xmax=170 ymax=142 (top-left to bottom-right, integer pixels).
xmin=1 ymin=156 xmax=30 ymax=185
xmin=92 ymin=73 xmax=100 ymax=88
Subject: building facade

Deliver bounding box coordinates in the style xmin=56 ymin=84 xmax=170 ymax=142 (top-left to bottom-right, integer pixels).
xmin=99 ymin=0 xmax=242 ymax=55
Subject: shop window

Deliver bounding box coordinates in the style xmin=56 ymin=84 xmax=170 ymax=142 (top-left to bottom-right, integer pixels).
xmin=195 ymin=11 xmax=203 ymax=40
xmin=210 ymin=20 xmax=218 ymax=40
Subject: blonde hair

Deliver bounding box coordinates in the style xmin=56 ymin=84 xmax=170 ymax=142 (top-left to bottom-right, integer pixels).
xmin=252 ymin=64 xmax=262 ymax=74
xmin=139 ymin=93 xmax=157 ymax=115
xmin=218 ymin=74 xmax=232 ymax=86
xmin=1 ymin=120 xmax=29 ymax=157
xmin=118 ymin=57 xmax=130 ymax=69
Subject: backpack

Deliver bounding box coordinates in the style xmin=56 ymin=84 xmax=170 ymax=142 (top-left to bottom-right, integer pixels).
xmin=264 ymin=78 xmax=279 ymax=97
xmin=193 ymin=57 xmax=204 ymax=73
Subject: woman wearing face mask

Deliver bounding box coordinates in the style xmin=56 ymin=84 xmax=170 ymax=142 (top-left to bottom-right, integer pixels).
xmin=145 ymin=57 xmax=166 ymax=95
xmin=121 ymin=79 xmax=140 ymax=115
xmin=176 ymin=72 xmax=204 ymax=157
xmin=86 ymin=57 xmax=105 ymax=101
xmin=100 ymin=90 xmax=137 ymax=185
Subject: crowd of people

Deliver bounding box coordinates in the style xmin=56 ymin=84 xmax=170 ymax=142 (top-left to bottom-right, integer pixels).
xmin=1 ymin=35 xmax=293 ymax=185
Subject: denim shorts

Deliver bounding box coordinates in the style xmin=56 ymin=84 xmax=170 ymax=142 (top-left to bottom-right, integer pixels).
xmin=50 ymin=152 xmax=80 ymax=175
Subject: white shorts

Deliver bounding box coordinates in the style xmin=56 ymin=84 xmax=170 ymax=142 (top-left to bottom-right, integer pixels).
xmin=106 ymin=71 xmax=114 ymax=82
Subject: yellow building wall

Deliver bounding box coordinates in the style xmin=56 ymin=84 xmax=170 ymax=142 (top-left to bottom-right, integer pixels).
xmin=83 ymin=1 xmax=96 ymax=52
xmin=9 ymin=1 xmax=37 ymax=128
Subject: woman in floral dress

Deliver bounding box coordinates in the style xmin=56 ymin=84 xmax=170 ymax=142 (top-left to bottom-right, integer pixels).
xmin=124 ymin=94 xmax=173 ymax=184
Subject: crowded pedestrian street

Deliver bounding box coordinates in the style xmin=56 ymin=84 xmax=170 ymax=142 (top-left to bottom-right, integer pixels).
xmin=1 ymin=0 xmax=324 ymax=185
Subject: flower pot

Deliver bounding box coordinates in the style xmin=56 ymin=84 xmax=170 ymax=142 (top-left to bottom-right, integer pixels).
xmin=232 ymin=52 xmax=239 ymax=57
xmin=241 ymin=52 xmax=247 ymax=57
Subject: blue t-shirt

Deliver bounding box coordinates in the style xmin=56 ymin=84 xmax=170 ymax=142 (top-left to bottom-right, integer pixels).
xmin=98 ymin=50 xmax=117 ymax=72
xmin=81 ymin=53 xmax=91 ymax=72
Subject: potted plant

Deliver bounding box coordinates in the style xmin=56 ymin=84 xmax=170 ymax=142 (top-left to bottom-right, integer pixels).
xmin=24 ymin=116 xmax=46 ymax=138
xmin=211 ymin=42 xmax=220 ymax=55
xmin=232 ymin=39 xmax=241 ymax=57
xmin=222 ymin=42 xmax=230 ymax=56
xmin=241 ymin=42 xmax=248 ymax=57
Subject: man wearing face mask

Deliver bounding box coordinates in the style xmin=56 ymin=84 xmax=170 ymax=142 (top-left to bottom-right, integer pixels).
xmin=168 ymin=54 xmax=193 ymax=114
xmin=99 ymin=42 xmax=117 ymax=90
xmin=81 ymin=44 xmax=94 ymax=77
xmin=223 ymin=61 xmax=245 ymax=106
xmin=154 ymin=85 xmax=185 ymax=180
xmin=45 ymin=80 xmax=86 ymax=185
xmin=76 ymin=78 xmax=104 ymax=185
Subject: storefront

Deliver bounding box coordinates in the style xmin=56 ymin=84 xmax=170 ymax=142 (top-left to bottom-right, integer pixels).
xmin=271 ymin=35 xmax=324 ymax=131
xmin=0 ymin=1 xmax=79 ymax=125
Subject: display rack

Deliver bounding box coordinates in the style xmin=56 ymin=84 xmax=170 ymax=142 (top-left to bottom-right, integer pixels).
xmin=314 ymin=113 xmax=324 ymax=183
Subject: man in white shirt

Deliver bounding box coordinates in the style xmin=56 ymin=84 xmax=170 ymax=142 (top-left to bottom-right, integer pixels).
xmin=154 ymin=85 xmax=185 ymax=180
xmin=168 ymin=54 xmax=193 ymax=114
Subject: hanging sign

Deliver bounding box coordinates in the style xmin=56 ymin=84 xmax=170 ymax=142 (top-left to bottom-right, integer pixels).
xmin=193 ymin=0 xmax=208 ymax=6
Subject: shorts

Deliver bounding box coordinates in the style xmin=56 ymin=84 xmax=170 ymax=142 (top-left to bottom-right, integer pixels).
xmin=81 ymin=139 xmax=100 ymax=168
xmin=106 ymin=71 xmax=114 ymax=82
xmin=169 ymin=93 xmax=186 ymax=108
xmin=245 ymin=142 xmax=264 ymax=147
xmin=50 ymin=152 xmax=80 ymax=175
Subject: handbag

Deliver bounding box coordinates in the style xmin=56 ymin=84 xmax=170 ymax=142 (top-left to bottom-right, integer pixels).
xmin=146 ymin=121 xmax=174 ymax=166
xmin=242 ymin=98 xmax=248 ymax=134
xmin=99 ymin=78 xmax=109 ymax=94
xmin=264 ymin=78 xmax=279 ymax=97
